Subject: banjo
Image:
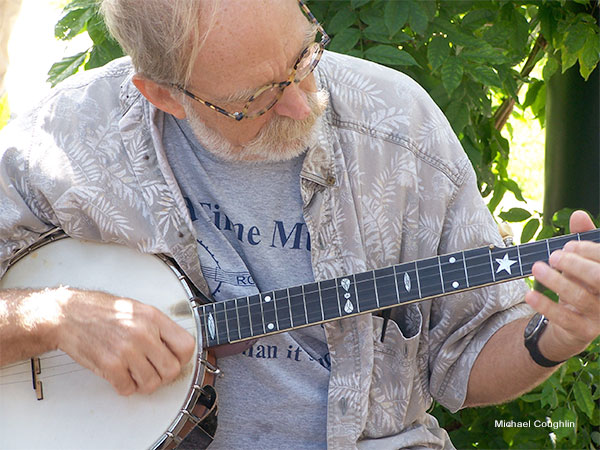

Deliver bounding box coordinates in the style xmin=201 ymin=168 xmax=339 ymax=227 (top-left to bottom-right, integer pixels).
xmin=1 ymin=227 xmax=599 ymax=449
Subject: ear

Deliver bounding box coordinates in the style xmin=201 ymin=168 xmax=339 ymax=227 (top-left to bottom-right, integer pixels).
xmin=132 ymin=75 xmax=187 ymax=119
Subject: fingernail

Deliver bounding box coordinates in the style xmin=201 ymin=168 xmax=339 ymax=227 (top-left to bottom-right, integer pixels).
xmin=532 ymin=261 xmax=549 ymax=276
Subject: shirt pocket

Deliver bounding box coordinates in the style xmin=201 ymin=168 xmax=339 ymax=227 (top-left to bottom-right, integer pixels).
xmin=362 ymin=305 xmax=427 ymax=438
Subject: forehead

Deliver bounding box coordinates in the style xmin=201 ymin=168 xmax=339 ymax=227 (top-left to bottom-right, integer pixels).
xmin=191 ymin=0 xmax=309 ymax=96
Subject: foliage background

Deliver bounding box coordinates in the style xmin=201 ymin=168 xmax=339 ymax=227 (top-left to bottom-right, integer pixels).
xmin=28 ymin=0 xmax=600 ymax=448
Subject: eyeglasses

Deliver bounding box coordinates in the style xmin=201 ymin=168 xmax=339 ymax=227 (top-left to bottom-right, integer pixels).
xmin=171 ymin=0 xmax=330 ymax=121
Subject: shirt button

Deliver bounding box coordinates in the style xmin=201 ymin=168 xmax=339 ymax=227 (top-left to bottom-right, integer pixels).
xmin=178 ymin=232 xmax=184 ymax=238
xmin=326 ymin=176 xmax=336 ymax=186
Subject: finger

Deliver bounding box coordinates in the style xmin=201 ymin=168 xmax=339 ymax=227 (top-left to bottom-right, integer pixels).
xmin=146 ymin=344 xmax=182 ymax=384
xmin=532 ymin=262 xmax=599 ymax=315
xmin=525 ymin=290 xmax=589 ymax=339
xmin=156 ymin=313 xmax=196 ymax=366
xmin=563 ymin=240 xmax=600 ymax=263
xmin=569 ymin=210 xmax=596 ymax=233
xmin=95 ymin=354 xmax=137 ymax=396
xmin=549 ymin=248 xmax=600 ymax=293
xmin=127 ymin=353 xmax=162 ymax=394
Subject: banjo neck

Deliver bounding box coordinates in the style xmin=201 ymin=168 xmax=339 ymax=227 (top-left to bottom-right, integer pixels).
xmin=197 ymin=228 xmax=600 ymax=348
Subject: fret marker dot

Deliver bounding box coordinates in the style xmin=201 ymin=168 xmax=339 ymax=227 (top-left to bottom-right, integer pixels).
xmin=452 ymin=281 xmax=459 ymax=289
xmin=267 ymin=323 xmax=274 ymax=330
xmin=449 ymin=257 xmax=456 ymax=263
xmin=264 ymin=296 xmax=271 ymax=302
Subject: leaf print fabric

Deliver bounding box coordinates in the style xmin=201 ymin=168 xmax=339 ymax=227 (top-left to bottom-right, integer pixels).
xmin=0 ymin=51 xmax=530 ymax=449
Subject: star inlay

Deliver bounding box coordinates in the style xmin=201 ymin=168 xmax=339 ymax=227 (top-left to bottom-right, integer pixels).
xmin=495 ymin=253 xmax=517 ymax=275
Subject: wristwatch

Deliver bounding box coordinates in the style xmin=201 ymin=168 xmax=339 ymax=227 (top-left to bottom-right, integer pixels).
xmin=524 ymin=313 xmax=565 ymax=367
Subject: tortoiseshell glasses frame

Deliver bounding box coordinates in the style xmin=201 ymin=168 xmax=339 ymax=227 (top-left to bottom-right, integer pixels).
xmin=171 ymin=0 xmax=330 ymax=121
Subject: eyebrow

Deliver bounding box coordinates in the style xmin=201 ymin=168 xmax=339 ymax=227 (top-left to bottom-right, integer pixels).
xmin=218 ymin=22 xmax=319 ymax=105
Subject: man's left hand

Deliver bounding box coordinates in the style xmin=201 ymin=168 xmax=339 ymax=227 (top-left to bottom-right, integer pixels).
xmin=526 ymin=210 xmax=600 ymax=361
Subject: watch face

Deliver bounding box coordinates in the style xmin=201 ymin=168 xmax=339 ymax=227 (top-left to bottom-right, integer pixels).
xmin=524 ymin=313 xmax=543 ymax=339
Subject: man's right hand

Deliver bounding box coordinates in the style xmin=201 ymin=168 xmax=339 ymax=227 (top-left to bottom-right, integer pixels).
xmin=55 ymin=288 xmax=196 ymax=396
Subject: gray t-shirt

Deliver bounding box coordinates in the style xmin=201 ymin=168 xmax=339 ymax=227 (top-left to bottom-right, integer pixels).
xmin=163 ymin=116 xmax=329 ymax=449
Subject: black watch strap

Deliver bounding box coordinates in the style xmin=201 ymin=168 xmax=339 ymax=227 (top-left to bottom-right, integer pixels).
xmin=524 ymin=314 xmax=565 ymax=368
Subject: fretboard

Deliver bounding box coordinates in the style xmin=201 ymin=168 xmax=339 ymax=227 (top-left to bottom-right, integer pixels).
xmin=197 ymin=228 xmax=599 ymax=348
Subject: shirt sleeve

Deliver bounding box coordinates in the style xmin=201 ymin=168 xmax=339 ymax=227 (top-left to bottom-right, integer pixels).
xmin=426 ymin=166 xmax=532 ymax=412
xmin=0 ymin=115 xmax=55 ymax=277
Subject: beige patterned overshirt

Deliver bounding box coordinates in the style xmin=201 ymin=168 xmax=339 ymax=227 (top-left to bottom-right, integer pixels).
xmin=0 ymin=51 xmax=530 ymax=449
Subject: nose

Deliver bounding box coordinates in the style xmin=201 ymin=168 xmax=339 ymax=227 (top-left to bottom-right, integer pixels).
xmin=273 ymin=82 xmax=311 ymax=120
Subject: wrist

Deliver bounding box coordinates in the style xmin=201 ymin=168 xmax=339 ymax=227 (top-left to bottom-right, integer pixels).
xmin=538 ymin=320 xmax=586 ymax=363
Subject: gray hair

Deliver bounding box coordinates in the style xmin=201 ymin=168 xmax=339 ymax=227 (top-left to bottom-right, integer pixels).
xmin=100 ymin=0 xmax=217 ymax=85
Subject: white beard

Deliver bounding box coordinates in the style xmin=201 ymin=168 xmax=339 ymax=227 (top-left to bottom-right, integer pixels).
xmin=183 ymin=89 xmax=329 ymax=162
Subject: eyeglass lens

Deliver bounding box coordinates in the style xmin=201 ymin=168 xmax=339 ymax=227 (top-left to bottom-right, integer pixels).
xmin=245 ymin=43 xmax=321 ymax=117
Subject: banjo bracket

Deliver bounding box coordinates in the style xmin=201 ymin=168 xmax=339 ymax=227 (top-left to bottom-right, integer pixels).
xmin=30 ymin=357 xmax=44 ymax=401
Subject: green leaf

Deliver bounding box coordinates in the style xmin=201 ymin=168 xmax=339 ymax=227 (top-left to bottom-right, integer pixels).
xmin=498 ymin=208 xmax=531 ymax=223
xmin=521 ymin=218 xmax=540 ymax=243
xmin=541 ymin=381 xmax=559 ymax=408
xmin=523 ymin=80 xmax=543 ymax=109
xmin=428 ymin=36 xmax=449 ymax=72
xmin=384 ymin=1 xmax=410 ymax=37
xmin=445 ymin=101 xmax=469 ymax=134
xmin=363 ymin=23 xmax=411 ymax=44
xmin=561 ymin=47 xmax=580 ymax=73
xmin=408 ymin=1 xmax=429 ymax=35
xmin=579 ymin=30 xmax=600 ymax=80
xmin=564 ymin=22 xmax=589 ymax=55
xmin=468 ymin=65 xmax=501 ymax=88
xmin=501 ymin=178 xmax=525 ymax=202
xmin=573 ymin=381 xmax=595 ymax=420
xmin=328 ymin=8 xmax=357 ymax=35
xmin=54 ymin=7 xmax=95 ymax=40
xmin=351 ymin=0 xmax=370 ymax=8
xmin=47 ymin=51 xmax=89 ymax=87
xmin=364 ymin=45 xmax=418 ymax=66
xmin=329 ymin=28 xmax=361 ymax=53
xmin=537 ymin=224 xmax=555 ymax=240
xmin=461 ymin=42 xmax=508 ymax=65
xmin=550 ymin=407 xmax=577 ymax=440
xmin=543 ymin=56 xmax=559 ymax=82
xmin=441 ymin=57 xmax=463 ymax=95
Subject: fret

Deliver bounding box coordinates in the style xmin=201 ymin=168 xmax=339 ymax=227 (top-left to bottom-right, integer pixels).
xmin=547 ymin=234 xmax=577 ymax=254
xmin=319 ymin=279 xmax=339 ymax=321
xmin=488 ymin=249 xmax=496 ymax=282
xmin=338 ymin=274 xmax=358 ymax=315
xmin=464 ymin=247 xmax=495 ymax=288
xmin=414 ymin=262 xmax=422 ymax=297
xmin=198 ymin=306 xmax=208 ymax=347
xmin=440 ymin=252 xmax=468 ymax=293
xmin=374 ymin=267 xmax=397 ymax=307
xmin=461 ymin=251 xmax=470 ymax=287
xmin=416 ymin=257 xmax=443 ymax=299
xmin=247 ymin=294 xmax=265 ymax=336
xmin=304 ymin=282 xmax=323 ymax=324
xmin=289 ymin=286 xmax=308 ymax=327
xmin=203 ymin=303 xmax=219 ymax=347
xmin=236 ymin=297 xmax=253 ymax=340
xmin=261 ymin=292 xmax=278 ymax=333
xmin=213 ymin=302 xmax=229 ymax=344
xmin=354 ymin=270 xmax=378 ymax=311
xmin=518 ymin=241 xmax=549 ymax=274
xmin=224 ymin=298 xmax=240 ymax=341
xmin=489 ymin=246 xmax=521 ymax=282
xmin=437 ymin=257 xmax=445 ymax=294
xmin=516 ymin=243 xmax=524 ymax=276
xmin=274 ymin=289 xmax=292 ymax=330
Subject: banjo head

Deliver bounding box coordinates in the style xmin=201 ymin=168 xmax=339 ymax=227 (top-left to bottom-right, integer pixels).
xmin=0 ymin=234 xmax=207 ymax=450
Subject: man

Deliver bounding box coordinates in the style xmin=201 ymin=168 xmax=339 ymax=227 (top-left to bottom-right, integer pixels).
xmin=0 ymin=0 xmax=598 ymax=448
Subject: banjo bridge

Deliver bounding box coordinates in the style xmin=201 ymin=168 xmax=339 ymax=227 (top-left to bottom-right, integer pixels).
xmin=30 ymin=357 xmax=44 ymax=401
